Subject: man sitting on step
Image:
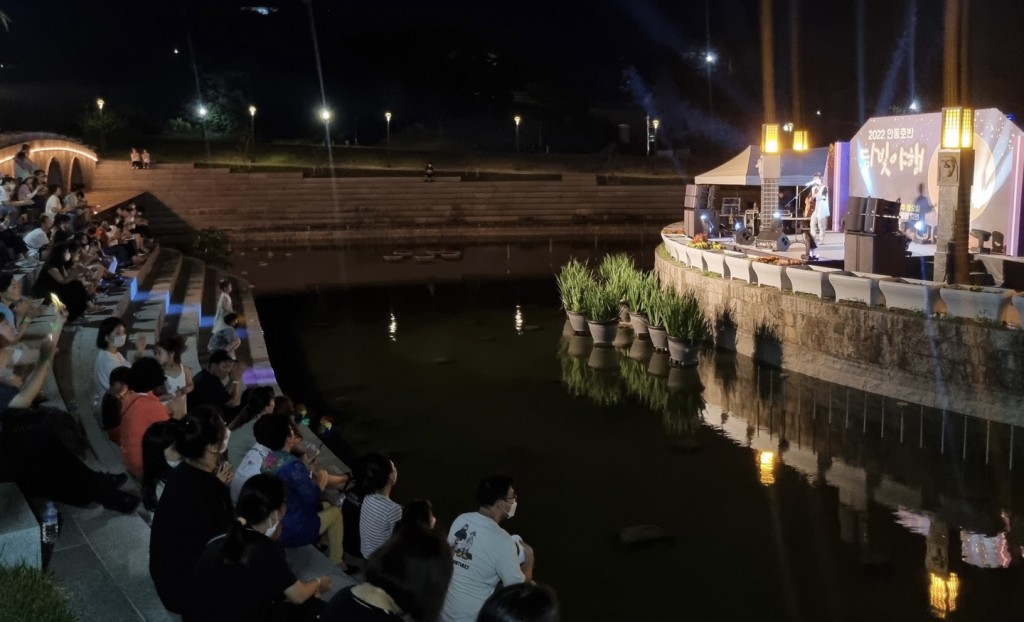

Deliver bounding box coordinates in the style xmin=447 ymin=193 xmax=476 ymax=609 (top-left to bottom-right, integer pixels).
xmin=189 ymin=349 xmax=245 ymax=420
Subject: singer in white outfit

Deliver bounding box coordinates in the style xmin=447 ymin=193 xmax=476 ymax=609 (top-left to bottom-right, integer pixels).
xmin=809 ymin=172 xmax=830 ymax=245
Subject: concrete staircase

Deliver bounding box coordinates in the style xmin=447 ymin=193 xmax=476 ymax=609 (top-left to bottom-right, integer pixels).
xmin=87 ymin=161 xmax=685 ymax=246
xmin=35 ymin=247 xmax=352 ymax=620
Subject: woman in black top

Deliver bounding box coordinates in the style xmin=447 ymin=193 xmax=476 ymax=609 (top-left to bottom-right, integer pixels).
xmin=184 ymin=474 xmax=333 ymax=622
xmin=149 ymin=406 xmax=234 ymax=614
xmin=323 ymin=524 xmax=453 ymax=622
xmin=31 ymin=242 xmax=99 ymax=322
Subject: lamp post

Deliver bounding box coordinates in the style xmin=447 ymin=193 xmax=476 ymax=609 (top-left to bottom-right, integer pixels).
xmin=651 ymin=119 xmax=660 ymax=155
xmin=705 ymin=51 xmax=716 ymax=114
xmin=96 ymin=98 xmax=106 ymax=153
xmin=385 ymin=111 xmax=392 ymax=164
xmin=198 ymin=105 xmax=210 ymax=163
xmin=792 ymin=130 xmax=808 ymax=151
xmin=758 ymin=123 xmax=782 ymax=237
xmin=248 ymin=105 xmax=257 ymax=160
xmin=934 ymin=106 xmax=975 ymax=284
xmin=514 ymin=115 xmax=521 ymax=153
xmin=319 ymin=107 xmax=332 ymax=154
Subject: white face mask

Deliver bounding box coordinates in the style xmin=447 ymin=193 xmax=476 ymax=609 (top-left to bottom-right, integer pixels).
xmin=7 ymin=347 xmax=22 ymax=366
xmin=219 ymin=428 xmax=231 ymax=454
xmin=166 ymin=458 xmax=182 ymax=468
xmin=111 ymin=334 xmax=127 ymax=348
xmin=263 ymin=512 xmax=279 ymax=538
xmin=505 ymin=499 xmax=518 ymax=519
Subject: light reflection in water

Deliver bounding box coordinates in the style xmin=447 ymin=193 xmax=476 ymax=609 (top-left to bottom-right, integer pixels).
xmin=928 ymin=572 xmax=959 ymax=619
xmin=515 ymin=305 xmax=524 ymax=335
xmin=758 ymin=451 xmax=776 ymax=486
xmin=388 ymin=312 xmax=397 ymax=342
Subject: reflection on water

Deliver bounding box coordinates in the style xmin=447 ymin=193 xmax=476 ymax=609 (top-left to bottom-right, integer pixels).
xmin=259 ymin=275 xmax=1024 ymax=620
xmin=557 ymin=318 xmax=1024 ymax=615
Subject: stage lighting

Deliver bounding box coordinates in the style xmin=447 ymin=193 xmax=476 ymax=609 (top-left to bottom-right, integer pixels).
xmin=914 ymin=220 xmax=925 ymax=231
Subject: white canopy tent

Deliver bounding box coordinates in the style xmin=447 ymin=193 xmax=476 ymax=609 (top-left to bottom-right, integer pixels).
xmin=695 ymin=146 xmax=829 ymax=186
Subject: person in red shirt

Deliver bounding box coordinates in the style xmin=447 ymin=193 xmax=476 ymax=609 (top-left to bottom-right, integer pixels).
xmin=120 ymin=357 xmax=175 ymax=477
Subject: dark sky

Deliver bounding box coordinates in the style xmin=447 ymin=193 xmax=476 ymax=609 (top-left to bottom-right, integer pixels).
xmin=0 ymin=0 xmax=1020 ymax=153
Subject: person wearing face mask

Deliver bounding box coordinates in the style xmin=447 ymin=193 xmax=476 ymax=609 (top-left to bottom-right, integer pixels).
xmin=93 ymin=316 xmax=147 ymax=406
xmin=440 ymin=474 xmax=535 ymax=622
xmin=31 ymin=242 xmax=103 ymax=322
xmin=184 ymin=474 xmax=332 ymax=622
xmin=149 ymin=406 xmax=235 ymax=614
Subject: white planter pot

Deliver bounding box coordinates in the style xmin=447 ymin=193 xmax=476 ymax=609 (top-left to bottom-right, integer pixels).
xmin=831 ymin=273 xmax=885 ymax=306
xmin=647 ymin=325 xmax=669 ymax=351
xmin=684 ymin=246 xmax=706 ymax=271
xmin=787 ymin=265 xmax=840 ymax=299
xmin=751 ymin=262 xmax=792 ymax=291
xmin=702 ymin=251 xmax=729 ymax=278
xmin=878 ymin=279 xmax=942 ymax=314
xmin=939 ymin=286 xmax=1014 ymax=322
xmin=588 ymin=320 xmax=619 ymax=345
xmin=724 ymin=253 xmax=756 ymax=284
xmin=662 ymin=236 xmax=687 ymax=263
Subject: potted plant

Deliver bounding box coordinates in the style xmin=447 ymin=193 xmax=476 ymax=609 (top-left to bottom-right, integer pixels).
xmin=582 ymin=282 xmax=621 ymax=346
xmin=662 ymin=288 xmax=710 ymax=367
xmin=625 ymin=271 xmax=655 ymax=337
xmin=555 ymin=258 xmax=593 ymax=334
xmin=939 ymin=284 xmax=1014 ymax=322
xmin=598 ymin=253 xmax=636 ymax=321
xmin=643 ymin=288 xmax=669 ymax=352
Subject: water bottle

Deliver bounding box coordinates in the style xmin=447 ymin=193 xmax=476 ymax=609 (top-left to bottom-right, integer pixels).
xmin=41 ymin=501 xmax=59 ymax=545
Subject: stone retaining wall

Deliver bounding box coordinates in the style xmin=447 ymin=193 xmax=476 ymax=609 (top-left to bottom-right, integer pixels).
xmin=655 ymin=247 xmax=1024 ymax=422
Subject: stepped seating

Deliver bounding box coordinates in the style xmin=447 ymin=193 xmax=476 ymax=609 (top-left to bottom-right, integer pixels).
xmin=89 ymin=160 xmax=684 ymax=244
xmin=35 ymin=245 xmax=355 ymax=620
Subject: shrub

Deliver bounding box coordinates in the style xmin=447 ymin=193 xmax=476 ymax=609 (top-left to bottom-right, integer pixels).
xmin=0 ymin=563 xmax=76 ymax=622
xmin=555 ymin=258 xmax=593 ymax=314
xmin=190 ymin=228 xmax=233 ymax=267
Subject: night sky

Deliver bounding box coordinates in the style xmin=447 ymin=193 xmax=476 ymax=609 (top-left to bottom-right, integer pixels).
xmin=0 ymin=0 xmax=1021 ymax=154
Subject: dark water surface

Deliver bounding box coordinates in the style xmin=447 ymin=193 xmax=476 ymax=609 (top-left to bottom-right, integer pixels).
xmin=255 ymin=245 xmax=1024 ymax=621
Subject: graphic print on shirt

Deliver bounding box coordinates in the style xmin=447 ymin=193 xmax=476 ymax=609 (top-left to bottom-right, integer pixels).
xmin=452 ymin=524 xmax=476 ymax=560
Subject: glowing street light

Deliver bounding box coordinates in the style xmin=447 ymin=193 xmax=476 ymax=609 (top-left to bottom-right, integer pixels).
xmin=385 ymin=111 xmax=392 ymax=162
xmin=319 ymin=108 xmax=332 ymax=123
xmin=782 ymin=122 xmax=794 ymax=133
xmin=198 ymin=105 xmax=210 ymax=162
xmin=198 ymin=106 xmax=208 ymax=118
xmin=514 ymin=115 xmax=521 ymax=153
xmin=96 ymin=98 xmax=106 ymax=152
xmin=705 ymin=51 xmax=717 ymax=64
xmin=248 ymin=105 xmax=257 ymax=158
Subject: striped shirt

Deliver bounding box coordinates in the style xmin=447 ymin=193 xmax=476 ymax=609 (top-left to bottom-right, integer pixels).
xmin=359 ymin=494 xmax=403 ymax=559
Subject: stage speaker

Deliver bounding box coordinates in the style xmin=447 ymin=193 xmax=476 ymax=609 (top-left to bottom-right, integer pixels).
xmin=735 ymin=227 xmax=755 ymax=245
xmin=845 ymin=197 xmax=865 ymax=232
xmin=863 ymin=199 xmax=899 ymax=234
xmin=754 ymin=228 xmax=792 ymax=252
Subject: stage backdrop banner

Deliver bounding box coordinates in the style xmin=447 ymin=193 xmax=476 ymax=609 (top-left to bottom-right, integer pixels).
xmin=849 ymin=109 xmax=1023 ymax=255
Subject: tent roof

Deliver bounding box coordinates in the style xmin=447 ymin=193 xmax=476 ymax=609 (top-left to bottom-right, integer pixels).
xmin=694 ymin=146 xmax=829 ymax=186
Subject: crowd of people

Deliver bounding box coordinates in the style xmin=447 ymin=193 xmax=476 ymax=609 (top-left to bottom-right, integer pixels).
xmin=0 ymin=142 xmax=559 ymax=622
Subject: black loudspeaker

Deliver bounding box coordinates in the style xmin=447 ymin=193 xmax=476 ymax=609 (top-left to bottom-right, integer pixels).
xmin=863 ymin=199 xmax=899 ymax=235
xmin=754 ymin=228 xmax=792 ymax=252
xmin=735 ymin=227 xmax=755 ymax=245
xmin=862 ymin=199 xmax=879 ymax=233
xmin=845 ymin=197 xmax=865 ymax=233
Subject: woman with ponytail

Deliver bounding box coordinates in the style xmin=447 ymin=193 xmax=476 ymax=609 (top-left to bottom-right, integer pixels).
xmin=149 ymin=406 xmax=234 ymax=614
xmin=184 ymin=474 xmax=333 ymax=621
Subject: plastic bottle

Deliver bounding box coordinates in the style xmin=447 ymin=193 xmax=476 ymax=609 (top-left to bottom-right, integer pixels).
xmin=41 ymin=501 xmax=59 ymax=545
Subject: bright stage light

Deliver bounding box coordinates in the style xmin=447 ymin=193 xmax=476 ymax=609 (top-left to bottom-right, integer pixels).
xmin=915 ymin=220 xmax=925 ymax=231
xmin=909 ymin=100 xmax=920 ymax=112
xmin=705 ymin=51 xmax=716 ymax=64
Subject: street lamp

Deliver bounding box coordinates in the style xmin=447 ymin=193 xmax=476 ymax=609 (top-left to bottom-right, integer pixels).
xmin=792 ymin=130 xmax=809 ymax=151
xmin=652 ymin=119 xmax=660 ymax=155
xmin=385 ymin=111 xmax=392 ymax=163
xmin=704 ymin=51 xmax=716 ymax=114
xmin=96 ymin=98 xmax=106 ymax=152
xmin=198 ymin=105 xmax=210 ymax=162
xmin=934 ymin=106 xmax=975 ymax=284
xmin=319 ymin=107 xmax=332 ymax=151
xmin=514 ymin=115 xmax=521 ymax=153
xmin=248 ymin=105 xmax=257 ymax=159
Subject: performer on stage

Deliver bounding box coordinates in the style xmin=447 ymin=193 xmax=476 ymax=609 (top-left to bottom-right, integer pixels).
xmin=809 ymin=173 xmax=830 ymax=245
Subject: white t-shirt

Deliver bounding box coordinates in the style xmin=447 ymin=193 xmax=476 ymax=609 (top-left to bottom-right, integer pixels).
xmin=359 ymin=494 xmax=403 ymax=559
xmin=45 ymin=194 xmax=62 ymax=219
xmin=94 ymin=349 xmax=129 ymax=404
xmin=23 ymin=228 xmax=48 ymax=251
xmin=812 ymin=183 xmax=831 ymax=219
xmin=230 ymin=442 xmax=271 ymax=503
xmin=441 ymin=512 xmax=526 ymax=622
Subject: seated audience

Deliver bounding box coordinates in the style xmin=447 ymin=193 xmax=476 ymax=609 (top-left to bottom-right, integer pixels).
xmin=44 ymin=185 xmax=64 ymax=220
xmin=130 ymin=148 xmax=141 ymax=170
xmin=477 ymin=584 xmax=561 ymax=622
xmin=359 ymin=453 xmax=403 ymax=560
xmin=13 ymin=145 xmax=36 ymax=181
xmin=259 ymin=414 xmax=345 ymax=567
xmin=0 ymin=272 xmax=42 ymax=344
xmin=227 ymin=385 xmax=276 ymax=465
xmin=141 ymin=419 xmax=183 ymax=512
xmin=150 ymin=406 xmax=234 ymax=614
xmin=441 ymin=475 xmax=534 ymax=622
xmin=188 ymin=349 xmax=244 ymax=416
xmin=142 ymin=149 xmax=152 ymax=169
xmin=32 ymin=242 xmax=102 ymax=322
xmin=323 ymin=520 xmax=453 ymax=621
xmin=119 ymin=357 xmax=172 ymax=477
xmin=184 ymin=474 xmax=332 ymax=622
xmin=94 ymin=316 xmax=146 ymax=405
xmin=208 ymin=312 xmax=242 ymax=358
xmin=101 ymin=366 xmax=131 ymax=442
xmin=22 ymin=215 xmax=52 ymax=259
xmin=230 ymin=411 xmax=281 ymax=503
xmin=155 ymin=335 xmax=191 ymax=417
xmin=397 ymin=499 xmax=437 ymax=533
xmin=0 ymin=326 xmax=139 ymax=513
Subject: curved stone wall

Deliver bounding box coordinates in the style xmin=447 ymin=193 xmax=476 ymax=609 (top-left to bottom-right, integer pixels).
xmin=655 ymin=248 xmax=1024 ymax=422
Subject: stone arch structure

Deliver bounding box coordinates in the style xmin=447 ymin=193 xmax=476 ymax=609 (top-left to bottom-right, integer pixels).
xmin=69 ymin=157 xmax=84 ymax=189
xmin=0 ymin=133 xmax=97 ymax=188
xmin=46 ymin=157 xmax=63 ymax=189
